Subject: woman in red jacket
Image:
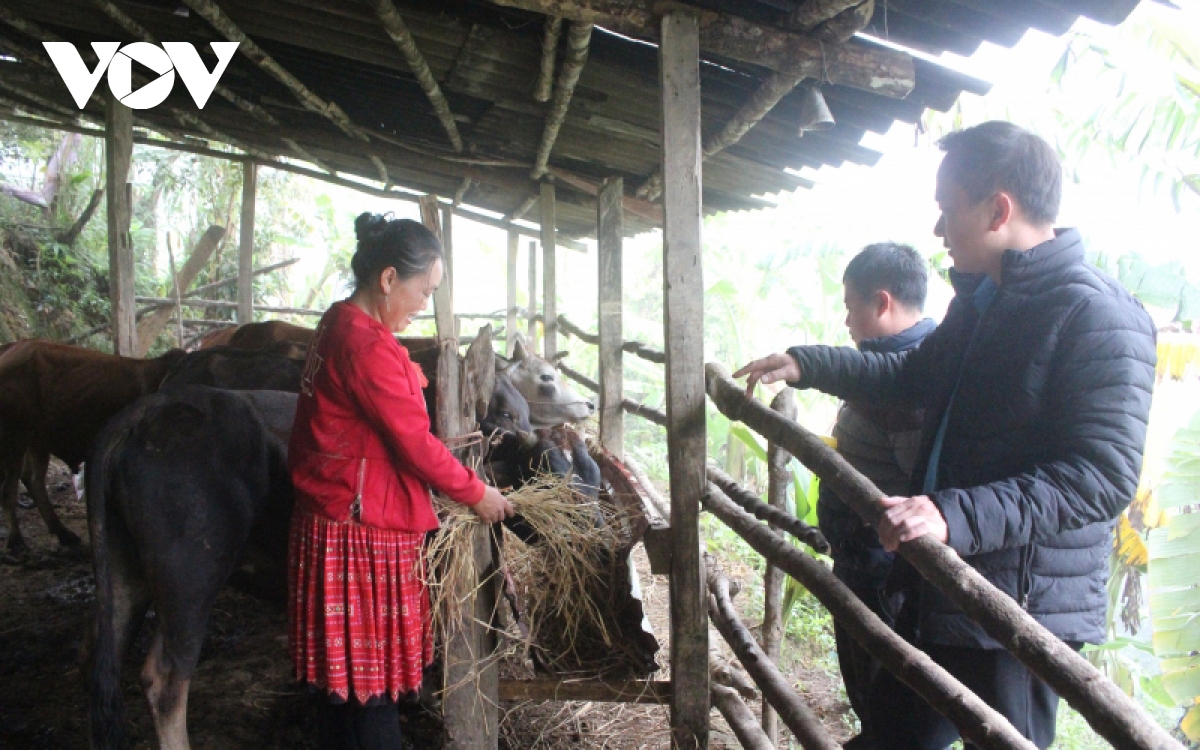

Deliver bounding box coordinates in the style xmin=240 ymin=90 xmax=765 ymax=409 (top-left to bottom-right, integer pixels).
xmin=288 ymin=212 xmax=512 ymax=749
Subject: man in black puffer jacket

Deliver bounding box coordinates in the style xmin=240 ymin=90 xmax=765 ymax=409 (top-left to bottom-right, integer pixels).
xmin=818 ymin=242 xmax=936 ymax=749
xmin=735 ymin=122 xmax=1156 ymax=750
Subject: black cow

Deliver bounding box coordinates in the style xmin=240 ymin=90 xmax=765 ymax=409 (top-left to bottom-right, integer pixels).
xmin=85 ymin=386 xmax=297 ymax=750
xmin=159 ymin=346 xmax=305 ymax=393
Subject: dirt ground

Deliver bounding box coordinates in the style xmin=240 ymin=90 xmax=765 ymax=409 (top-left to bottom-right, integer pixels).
xmin=0 ymin=463 xmax=852 ymax=749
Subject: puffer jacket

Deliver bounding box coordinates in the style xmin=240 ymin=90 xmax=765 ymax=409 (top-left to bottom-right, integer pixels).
xmin=818 ymin=318 xmax=936 ymax=591
xmin=290 ymin=301 xmax=485 ymax=532
xmin=789 ymin=229 xmax=1156 ymax=647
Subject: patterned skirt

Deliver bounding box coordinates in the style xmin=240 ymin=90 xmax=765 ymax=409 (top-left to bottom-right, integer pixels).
xmin=288 ymin=510 xmax=433 ymax=704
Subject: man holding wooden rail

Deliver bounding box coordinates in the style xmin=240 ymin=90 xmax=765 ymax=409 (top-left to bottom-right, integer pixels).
xmin=735 ymin=121 xmax=1156 ymax=750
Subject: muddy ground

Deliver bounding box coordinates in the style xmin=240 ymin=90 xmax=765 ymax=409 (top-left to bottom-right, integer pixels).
xmin=0 ymin=463 xmax=851 ymax=749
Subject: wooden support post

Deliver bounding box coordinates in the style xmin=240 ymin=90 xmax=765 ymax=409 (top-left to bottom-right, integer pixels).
xmin=660 ymin=12 xmax=709 ymax=749
xmin=526 ymin=240 xmax=538 ymax=349
xmin=237 ymin=160 xmax=257 ymax=325
xmin=539 ymin=181 xmax=557 ymax=359
xmin=763 ymin=387 xmax=797 ymax=745
xmin=442 ymin=205 xmax=455 ymax=306
xmin=105 ymin=94 xmax=135 ymax=356
xmin=597 ymin=176 xmax=624 ymax=458
xmin=420 ymin=195 xmax=455 ymax=340
xmin=506 ymin=230 xmax=519 ymax=357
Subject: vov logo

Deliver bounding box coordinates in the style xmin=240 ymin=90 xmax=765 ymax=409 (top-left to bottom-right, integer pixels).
xmin=43 ymin=41 xmax=240 ymax=110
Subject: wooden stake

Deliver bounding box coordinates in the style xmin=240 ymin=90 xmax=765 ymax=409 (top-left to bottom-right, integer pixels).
xmin=238 ymin=160 xmax=257 ymax=325
xmin=370 ymin=0 xmax=464 ymax=152
xmin=166 ymin=232 xmax=185 ymax=347
xmin=763 ymin=388 xmax=796 ymax=746
xmin=136 ymin=225 xmax=227 ymax=355
xmin=704 ymin=364 xmax=1184 ymax=750
xmin=105 ymin=94 xmax=136 ymax=356
xmin=526 ymin=239 xmax=538 ymax=349
xmin=506 ymin=230 xmax=519 ymax=357
xmin=421 ymin=195 xmax=455 ymax=340
xmin=531 ymin=22 xmax=592 ymax=179
xmin=539 ymin=181 xmax=557 ymax=359
xmin=660 ymin=12 xmax=708 ymax=748
xmin=597 ymin=175 xmax=624 ymax=459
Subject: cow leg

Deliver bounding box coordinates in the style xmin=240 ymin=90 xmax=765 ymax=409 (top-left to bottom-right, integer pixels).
xmin=0 ymin=449 xmax=27 ymax=554
xmin=22 ymin=451 xmax=81 ymax=547
xmin=140 ymin=630 xmax=192 ymax=750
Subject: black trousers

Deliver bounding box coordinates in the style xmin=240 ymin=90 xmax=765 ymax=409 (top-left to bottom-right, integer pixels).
xmin=834 ymin=583 xmax=902 ymax=749
xmin=869 ymin=642 xmax=1074 ymax=750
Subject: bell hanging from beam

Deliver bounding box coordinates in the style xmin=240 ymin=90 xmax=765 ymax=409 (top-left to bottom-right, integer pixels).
xmin=796 ymin=83 xmax=835 ymax=135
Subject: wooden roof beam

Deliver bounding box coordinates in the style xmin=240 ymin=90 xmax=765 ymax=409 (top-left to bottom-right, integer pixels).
xmin=179 ymin=0 xmax=368 ymax=143
xmin=531 ymin=21 xmax=592 ymax=180
xmin=369 ymin=0 xmax=465 ymax=153
xmin=86 ymin=0 xmax=280 ymax=127
xmin=482 ymin=0 xmax=914 ymax=99
xmin=788 ymin=0 xmax=875 ymax=43
xmin=636 ymin=69 xmax=802 ymax=201
xmin=533 ymin=17 xmax=562 ymax=102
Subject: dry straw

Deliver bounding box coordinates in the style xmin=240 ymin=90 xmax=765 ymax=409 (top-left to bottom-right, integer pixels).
xmin=427 ymin=472 xmax=647 ymax=678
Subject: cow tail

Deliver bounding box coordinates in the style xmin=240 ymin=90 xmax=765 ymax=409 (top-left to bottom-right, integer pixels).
xmin=86 ymin=425 xmax=128 ymax=750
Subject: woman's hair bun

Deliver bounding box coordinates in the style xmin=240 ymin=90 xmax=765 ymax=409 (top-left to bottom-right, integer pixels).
xmin=354 ymin=212 xmax=388 ymax=242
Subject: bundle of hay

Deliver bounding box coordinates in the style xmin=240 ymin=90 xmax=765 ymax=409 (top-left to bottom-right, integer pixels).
xmin=427 ymin=474 xmax=658 ymax=681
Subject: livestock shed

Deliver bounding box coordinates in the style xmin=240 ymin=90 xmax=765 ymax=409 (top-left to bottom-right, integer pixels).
xmin=0 ymin=0 xmax=1169 ymax=748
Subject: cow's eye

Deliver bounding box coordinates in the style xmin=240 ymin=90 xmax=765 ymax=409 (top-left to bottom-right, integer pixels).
xmin=500 ymin=411 xmax=512 ymax=420
xmin=540 ymin=374 xmax=554 ymax=383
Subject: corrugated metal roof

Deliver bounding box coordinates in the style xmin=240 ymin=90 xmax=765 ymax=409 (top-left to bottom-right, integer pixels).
xmin=0 ymin=0 xmax=1141 ymax=238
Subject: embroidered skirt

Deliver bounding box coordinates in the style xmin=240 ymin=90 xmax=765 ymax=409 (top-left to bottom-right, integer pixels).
xmin=288 ymin=510 xmax=433 ymax=703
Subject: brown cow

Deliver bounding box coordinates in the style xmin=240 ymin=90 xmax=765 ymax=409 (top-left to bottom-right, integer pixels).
xmin=0 ymin=341 xmax=185 ymax=552
xmin=198 ymin=320 xmax=314 ymax=351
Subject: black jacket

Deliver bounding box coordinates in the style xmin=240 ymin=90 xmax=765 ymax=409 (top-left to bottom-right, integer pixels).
xmin=818 ymin=318 xmax=935 ymax=591
xmin=789 ymin=230 xmax=1156 ymax=647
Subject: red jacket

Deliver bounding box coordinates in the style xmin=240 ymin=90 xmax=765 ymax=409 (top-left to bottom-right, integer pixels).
xmin=289 ymin=301 xmax=485 ymax=531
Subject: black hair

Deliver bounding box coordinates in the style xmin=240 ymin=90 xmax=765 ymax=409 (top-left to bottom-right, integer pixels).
xmin=350 ymin=212 xmax=442 ymax=291
xmin=937 ymin=121 xmax=1062 ymax=225
xmin=843 ymin=242 xmax=928 ymax=312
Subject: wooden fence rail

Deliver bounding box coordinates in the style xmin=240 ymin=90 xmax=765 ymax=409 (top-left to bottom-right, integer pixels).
xmin=704 ymin=485 xmax=1037 ymax=750
xmin=557 ymin=315 xmax=666 ymax=364
xmin=704 ymin=362 xmax=1183 ymax=750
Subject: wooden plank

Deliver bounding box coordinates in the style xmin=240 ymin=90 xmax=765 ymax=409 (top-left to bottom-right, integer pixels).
xmin=499 ymin=678 xmax=671 ymax=704
xmin=105 ymin=94 xmax=135 ymax=356
xmin=420 ymin=195 xmax=456 ymax=340
xmin=540 ymin=181 xmax=557 ymax=359
xmin=442 ymin=204 xmax=455 ymax=306
xmin=506 ymin=229 xmax=519 ymax=357
xmin=597 ymin=175 xmax=624 ymax=459
xmin=762 ymin=387 xmax=797 ymax=745
xmin=526 ymin=239 xmax=538 ymax=349
xmin=237 ymin=160 xmax=257 ymax=325
xmin=659 ymin=12 xmax=709 ymax=750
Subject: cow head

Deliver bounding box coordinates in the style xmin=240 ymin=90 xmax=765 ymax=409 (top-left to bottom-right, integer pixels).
xmin=480 ymin=375 xmax=537 ymax=449
xmin=497 ymin=334 xmax=594 ymax=428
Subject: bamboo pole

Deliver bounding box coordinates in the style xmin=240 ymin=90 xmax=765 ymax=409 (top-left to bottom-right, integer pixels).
xmin=178 ymin=0 xmax=368 ymax=142
xmin=534 ymin=17 xmax=563 ymax=103
xmin=763 ymin=388 xmax=797 ymax=746
xmin=370 ymin=0 xmax=464 ymax=152
xmin=705 ymin=363 xmax=1184 ymax=750
xmin=707 ymin=559 xmax=839 ymax=750
xmin=703 ymin=489 xmax=1037 ymax=750
xmin=530 ymin=22 xmax=592 ymax=179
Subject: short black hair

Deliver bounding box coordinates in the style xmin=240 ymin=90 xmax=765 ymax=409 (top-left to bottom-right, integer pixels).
xmin=937 ymin=121 xmax=1062 ymax=225
xmin=843 ymin=242 xmax=927 ymax=312
xmin=350 ymin=212 xmax=443 ymax=291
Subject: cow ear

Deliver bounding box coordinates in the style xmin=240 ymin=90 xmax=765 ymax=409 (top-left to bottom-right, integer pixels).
xmin=495 ymin=355 xmax=513 ymax=372
xmin=511 ymin=335 xmax=529 ymax=362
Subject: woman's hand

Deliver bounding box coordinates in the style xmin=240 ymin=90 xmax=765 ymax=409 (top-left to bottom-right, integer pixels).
xmin=472 ymin=485 xmax=514 ymax=524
